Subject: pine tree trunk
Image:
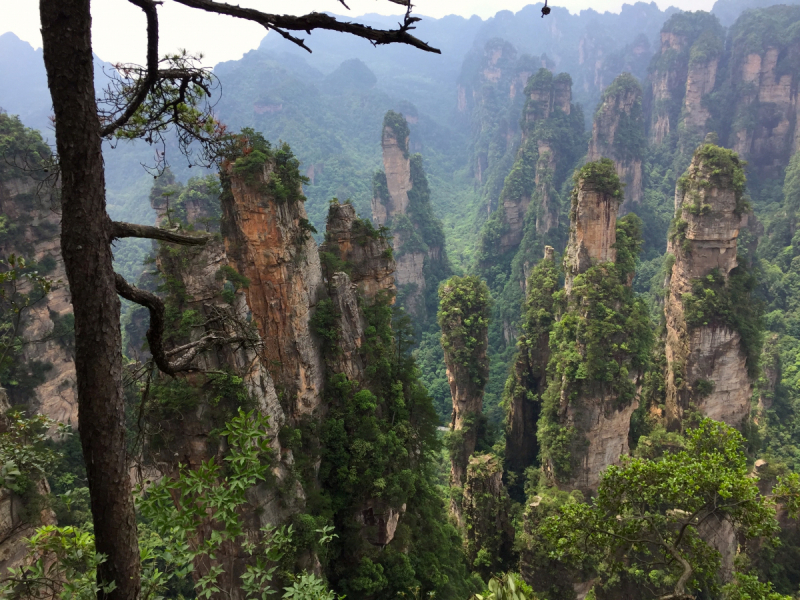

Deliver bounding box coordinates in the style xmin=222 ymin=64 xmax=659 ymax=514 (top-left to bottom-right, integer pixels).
xmin=39 ymin=1 xmax=140 ymax=598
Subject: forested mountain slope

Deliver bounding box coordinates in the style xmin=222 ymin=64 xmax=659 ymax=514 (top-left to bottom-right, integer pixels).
xmin=6 ymin=1 xmax=800 ymax=599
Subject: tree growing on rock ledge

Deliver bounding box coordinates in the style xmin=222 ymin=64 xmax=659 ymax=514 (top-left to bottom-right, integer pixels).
xmin=525 ymin=419 xmax=800 ymax=600
xmin=33 ymin=1 xmax=440 ymax=598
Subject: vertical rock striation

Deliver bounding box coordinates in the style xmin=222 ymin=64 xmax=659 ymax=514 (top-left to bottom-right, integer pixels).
xmin=222 ymin=157 xmax=326 ymax=420
xmin=539 ymin=160 xmax=652 ymax=493
xmin=646 ymin=12 xmax=724 ymax=147
xmin=372 ymin=111 xmax=448 ymax=320
xmin=588 ymin=73 xmax=645 ymax=214
xmin=504 ymin=247 xmax=558 ymax=488
xmin=564 ymin=160 xmax=620 ymax=292
xmin=664 ymin=144 xmax=754 ymax=431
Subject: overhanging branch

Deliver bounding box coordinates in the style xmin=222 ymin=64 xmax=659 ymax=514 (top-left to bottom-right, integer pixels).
xmin=111 ymin=221 xmax=211 ymax=245
xmin=171 ymin=0 xmax=440 ymax=54
xmin=114 ymin=273 xmax=242 ymax=375
xmin=100 ymin=0 xmax=161 ymax=137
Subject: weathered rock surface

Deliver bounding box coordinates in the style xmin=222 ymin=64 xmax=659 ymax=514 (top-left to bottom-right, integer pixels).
xmin=564 ymin=173 xmax=619 ymax=291
xmin=0 ymin=176 xmax=77 ymax=425
xmin=462 ymin=454 xmax=514 ymax=577
xmin=320 ymin=202 xmax=395 ymax=300
xmin=664 ymin=147 xmax=752 ymax=430
xmin=505 ymin=248 xmax=557 ymax=482
xmin=222 ymin=164 xmax=326 ymax=420
xmin=588 ymin=73 xmax=644 ymax=214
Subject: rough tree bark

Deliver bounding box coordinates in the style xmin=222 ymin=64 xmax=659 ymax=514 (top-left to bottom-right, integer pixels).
xmin=39 ymin=1 xmax=141 ymax=599
xmin=36 ymin=2 xmax=438 ymax=599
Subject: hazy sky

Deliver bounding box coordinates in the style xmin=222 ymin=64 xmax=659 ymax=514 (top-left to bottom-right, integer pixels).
xmin=5 ymin=0 xmax=715 ymax=66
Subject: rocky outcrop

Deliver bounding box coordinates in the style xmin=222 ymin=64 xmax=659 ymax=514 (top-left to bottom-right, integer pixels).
xmin=320 ymin=201 xmax=396 ymax=383
xmin=564 ymin=160 xmax=620 ymax=292
xmin=588 ymin=73 xmax=645 ymax=214
xmin=0 ymin=172 xmax=76 ymax=426
xmin=372 ymin=111 xmax=448 ymax=320
xmin=542 ymin=162 xmax=648 ymax=493
xmin=222 ymin=163 xmax=326 ymax=420
xmin=462 ymin=454 xmax=514 ymax=578
xmin=438 ymin=276 xmax=491 ymax=523
xmin=321 ymin=202 xmax=395 ymax=300
xmin=664 ymin=144 xmax=752 ymax=431
xmin=646 ymin=12 xmax=724 ymax=147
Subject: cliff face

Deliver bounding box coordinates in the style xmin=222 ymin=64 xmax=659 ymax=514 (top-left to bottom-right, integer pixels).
xmin=588 ymin=73 xmax=645 ymax=214
xmin=372 ymin=111 xmax=448 ymax=321
xmin=541 ymin=161 xmax=650 ymax=493
xmin=726 ymin=8 xmax=800 ymax=177
xmin=320 ymin=202 xmax=396 ymax=384
xmin=504 ymin=248 xmax=558 ymax=486
xmin=457 ymin=38 xmax=537 ymax=190
xmin=437 ymin=275 xmax=491 ymax=527
xmin=222 ymin=163 xmax=326 ymax=420
xmin=564 ymin=163 xmax=619 ymax=291
xmin=664 ymin=144 xmax=753 ymax=431
xmin=0 ymin=161 xmax=77 ymax=427
xmin=646 ymin=12 xmax=724 ymax=147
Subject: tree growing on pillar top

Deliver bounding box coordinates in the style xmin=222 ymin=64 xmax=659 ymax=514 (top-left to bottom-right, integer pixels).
xmin=33 ymin=1 xmax=440 ymax=598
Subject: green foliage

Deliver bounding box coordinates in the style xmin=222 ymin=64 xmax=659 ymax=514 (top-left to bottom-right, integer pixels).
xmin=529 ymin=419 xmax=796 ymax=599
xmin=223 ymin=128 xmax=309 ymax=204
xmin=313 ymin=290 xmax=478 ymax=599
xmin=383 ymin=110 xmax=411 ymax=158
xmin=0 ymin=255 xmax=54 ymax=393
xmin=538 ymin=215 xmax=652 ymax=479
xmin=681 ymin=263 xmax=763 ymax=378
xmin=0 ymin=411 xmax=62 ymax=495
xmin=601 ymin=73 xmax=645 ymax=161
xmin=4 ymin=409 xmax=342 ymax=600
xmin=0 ymin=111 xmax=51 ymax=182
xmin=473 ymin=573 xmax=537 ymax=600
xmin=438 ymin=276 xmax=492 ymax=388
xmin=574 ymin=158 xmax=623 ymax=201
xmin=678 ymin=144 xmax=749 ymax=216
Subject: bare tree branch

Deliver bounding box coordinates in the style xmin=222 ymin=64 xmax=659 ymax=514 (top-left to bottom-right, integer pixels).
xmin=111 ymin=221 xmax=211 ymax=245
xmin=100 ymin=0 xmax=161 ymax=137
xmin=114 ymin=273 xmax=241 ymax=375
xmin=171 ymin=0 xmax=441 ymax=54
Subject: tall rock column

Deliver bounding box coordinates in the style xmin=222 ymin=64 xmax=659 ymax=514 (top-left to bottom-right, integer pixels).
xmin=564 ymin=159 xmax=620 ymax=292
xmin=221 ymin=144 xmax=326 ymax=421
xmin=504 ymin=247 xmax=559 ymax=487
xmin=664 ymin=143 xmax=754 ymax=430
xmin=438 ymin=276 xmax=491 ymax=499
xmin=588 ymin=73 xmax=645 ymax=214
xmin=540 ymin=160 xmax=652 ymax=492
xmin=372 ymin=110 xmax=448 ymax=320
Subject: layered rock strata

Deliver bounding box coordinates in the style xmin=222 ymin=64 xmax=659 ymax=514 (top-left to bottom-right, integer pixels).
xmin=564 ymin=162 xmax=619 ymax=292
xmin=222 ymin=163 xmax=326 ymax=419
xmin=588 ymin=73 xmax=645 ymax=214
xmin=664 ymin=145 xmax=752 ymax=430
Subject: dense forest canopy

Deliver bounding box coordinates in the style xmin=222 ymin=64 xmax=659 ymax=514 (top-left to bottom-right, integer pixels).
xmin=5 ymin=0 xmax=800 ymax=599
